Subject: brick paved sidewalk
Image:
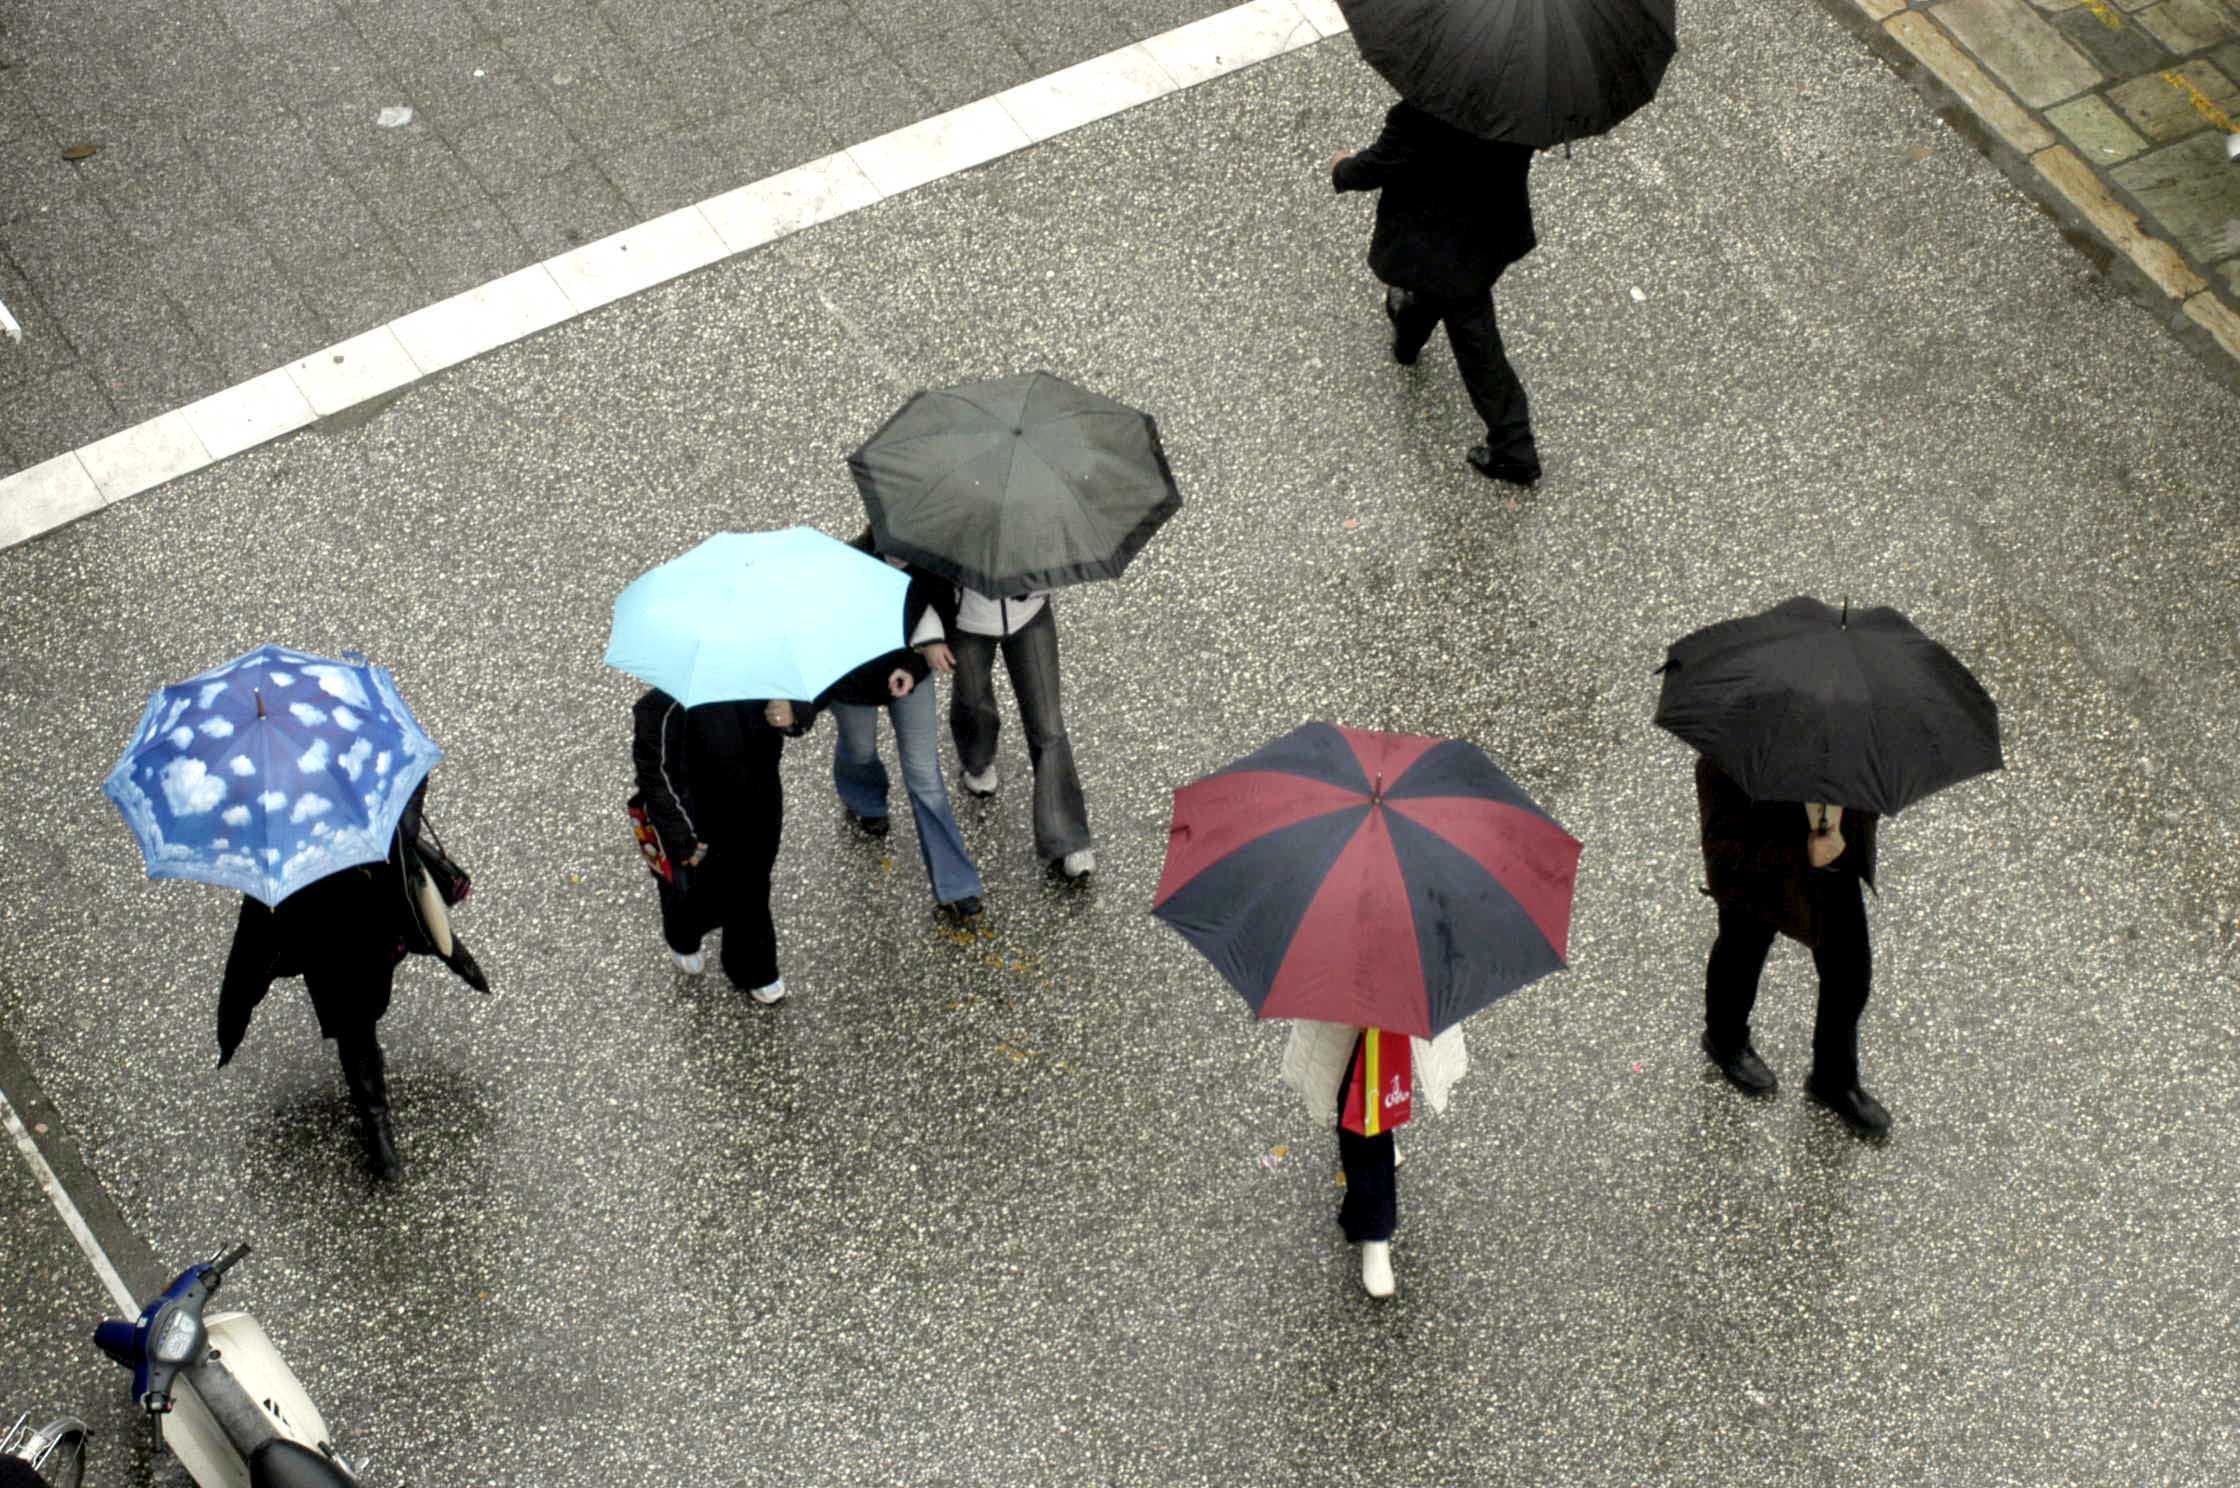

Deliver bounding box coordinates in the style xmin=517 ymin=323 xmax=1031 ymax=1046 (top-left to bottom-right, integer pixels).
xmin=1846 ymin=0 xmax=2240 ymax=367
xmin=0 ymin=0 xmax=1234 ymax=480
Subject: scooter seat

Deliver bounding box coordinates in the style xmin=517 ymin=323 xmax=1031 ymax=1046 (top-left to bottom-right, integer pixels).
xmin=249 ymin=1439 xmax=356 ymax=1488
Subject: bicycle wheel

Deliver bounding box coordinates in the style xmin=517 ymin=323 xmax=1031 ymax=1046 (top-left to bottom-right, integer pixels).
xmin=23 ymin=1420 xmax=85 ymax=1488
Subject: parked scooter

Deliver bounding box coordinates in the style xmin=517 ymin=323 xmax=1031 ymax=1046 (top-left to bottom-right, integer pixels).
xmin=0 ymin=1413 xmax=86 ymax=1488
xmin=93 ymin=1244 xmax=358 ymax=1487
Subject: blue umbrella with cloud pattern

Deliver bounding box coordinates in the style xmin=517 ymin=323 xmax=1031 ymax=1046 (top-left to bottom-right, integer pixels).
xmin=102 ymin=644 xmax=442 ymax=907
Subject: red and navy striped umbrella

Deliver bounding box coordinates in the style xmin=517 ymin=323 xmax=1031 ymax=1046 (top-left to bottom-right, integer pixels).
xmin=1153 ymin=723 xmax=1582 ymax=1038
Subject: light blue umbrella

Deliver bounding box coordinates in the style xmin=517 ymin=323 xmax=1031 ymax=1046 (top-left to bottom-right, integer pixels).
xmin=604 ymin=527 xmax=912 ymax=706
xmin=102 ymin=645 xmax=442 ymax=907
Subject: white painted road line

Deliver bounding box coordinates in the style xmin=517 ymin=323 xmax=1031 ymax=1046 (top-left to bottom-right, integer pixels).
xmin=1 ymin=1085 xmax=139 ymax=1315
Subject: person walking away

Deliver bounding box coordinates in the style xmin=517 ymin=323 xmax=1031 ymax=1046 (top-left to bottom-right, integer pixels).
xmin=823 ymin=532 xmax=986 ymax=919
xmin=1328 ymin=101 xmax=1542 ymax=487
xmin=1694 ymin=755 xmax=1889 ymax=1136
xmin=631 ymin=691 xmax=818 ymax=1004
xmin=215 ymin=780 xmax=485 ymax=1182
xmin=948 ymin=583 xmax=1095 ymax=879
xmin=1281 ymin=1018 xmax=1468 ymax=1298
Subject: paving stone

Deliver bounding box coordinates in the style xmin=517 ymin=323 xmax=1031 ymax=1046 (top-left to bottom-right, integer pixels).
xmin=2109 ymin=60 xmax=2240 ymax=137
xmin=291 ymin=235 xmax=425 ymax=337
xmin=0 ymin=133 xmax=88 ymax=227
xmin=2219 ymin=258 xmax=2240 ymax=293
xmin=648 ymin=33 xmax=790 ymax=124
xmin=2134 ymin=0 xmax=2239 ymax=53
xmin=2032 ymin=140 xmax=2208 ymax=293
xmin=302 ymin=96 xmax=438 ymax=176
xmin=984 ymin=0 xmax=1142 ymax=75
xmin=346 ymin=0 xmax=488 ymax=61
xmin=243 ymin=176 xmax=393 ymax=269
xmin=1885 ymin=12 xmax=2059 ymax=152
xmin=2217 ymin=38 xmax=2240 ymax=76
xmin=746 ymin=0 xmax=886 ymax=88
xmin=187 ymin=105 xmax=351 ymax=208
xmin=2053 ymin=6 xmax=2175 ymax=75
xmin=151 ymin=226 xmax=332 ymax=382
xmin=507 ymin=27 xmax=682 ymax=150
xmin=596 ymin=129 xmax=738 ymax=215
xmin=214 ymin=0 xmax=349 ymax=47
xmin=491 ymin=157 xmax=637 ymax=253
xmin=241 ymin=18 xmax=401 ymax=109
xmin=2181 ymin=284 xmax=2240 ymax=353
xmin=91 ymin=150 xmax=243 ymax=250
xmin=2046 ymin=91 xmax=2157 ymax=161
xmin=4 ymin=192 xmax=140 ymax=293
xmin=2110 ymin=126 xmax=2240 ymax=257
xmin=388 ymin=198 xmax=535 ymax=298
xmin=444 ymin=93 xmax=585 ymax=190
xmin=595 ymin=0 xmax=721 ymax=58
xmin=894 ymin=24 xmax=1037 ymax=113
xmin=848 ymin=0 xmax=965 ymax=48
xmin=460 ymin=0 xmax=595 ymax=38
xmin=0 ymin=265 xmax=79 ymax=391
xmin=400 ymin=59 xmax=542 ymax=140
xmin=798 ymin=53 xmax=937 ymax=146
xmin=345 ymin=130 xmax=486 ymax=231
xmin=58 ymin=277 xmax=225 ymax=422
xmin=1932 ymin=0 xmax=2105 ymax=106
xmin=0 ymin=367 xmax=117 ymax=473
xmin=691 ymin=92 xmax=843 ymax=184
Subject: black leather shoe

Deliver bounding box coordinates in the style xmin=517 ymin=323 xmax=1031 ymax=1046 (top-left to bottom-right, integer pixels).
xmin=1805 ymin=1077 xmax=1892 ymax=1137
xmin=1701 ymin=1031 xmax=1777 ymax=1096
xmin=940 ymin=895 xmax=983 ymax=920
xmin=1383 ymin=289 xmax=1418 ymax=366
xmin=1467 ymin=445 xmax=1541 ymax=487
xmin=844 ymin=808 xmax=890 ymax=839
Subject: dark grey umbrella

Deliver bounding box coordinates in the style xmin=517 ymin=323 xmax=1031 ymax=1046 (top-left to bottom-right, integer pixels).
xmin=848 ymin=371 xmax=1183 ymax=599
xmin=1338 ymin=0 xmax=1678 ymax=148
xmin=1653 ymin=597 xmax=2003 ymax=816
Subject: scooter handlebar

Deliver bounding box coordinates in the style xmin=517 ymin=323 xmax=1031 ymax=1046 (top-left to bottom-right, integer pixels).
xmin=207 ymin=1243 xmax=252 ymax=1279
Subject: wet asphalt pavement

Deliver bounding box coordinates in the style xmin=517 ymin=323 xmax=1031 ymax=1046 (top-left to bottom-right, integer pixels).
xmin=3 ymin=2 xmax=2239 ymax=1485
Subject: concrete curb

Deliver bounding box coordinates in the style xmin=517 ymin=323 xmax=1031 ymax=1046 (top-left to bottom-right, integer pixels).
xmin=1845 ymin=0 xmax=2240 ymax=382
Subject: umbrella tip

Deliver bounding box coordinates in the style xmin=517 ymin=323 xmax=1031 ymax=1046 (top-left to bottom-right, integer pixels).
xmin=1840 ymin=597 xmax=1850 ymax=629
xmin=254 ymin=687 xmax=266 ymax=719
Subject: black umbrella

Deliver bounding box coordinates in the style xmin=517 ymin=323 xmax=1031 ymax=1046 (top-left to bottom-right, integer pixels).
xmin=1337 ymin=0 xmax=1678 ymax=148
xmin=1654 ymin=597 xmax=2002 ymax=815
xmin=848 ymin=371 xmax=1183 ymax=599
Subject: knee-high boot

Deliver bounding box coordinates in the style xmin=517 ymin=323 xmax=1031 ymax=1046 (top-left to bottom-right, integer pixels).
xmin=337 ymin=1036 xmax=401 ymax=1181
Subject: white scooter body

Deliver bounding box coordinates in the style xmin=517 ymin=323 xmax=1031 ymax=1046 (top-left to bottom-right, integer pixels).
xmin=160 ymin=1311 xmax=336 ymax=1488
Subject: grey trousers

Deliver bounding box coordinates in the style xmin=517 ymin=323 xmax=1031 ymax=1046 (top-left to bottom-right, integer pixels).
xmin=948 ymin=602 xmax=1093 ymax=861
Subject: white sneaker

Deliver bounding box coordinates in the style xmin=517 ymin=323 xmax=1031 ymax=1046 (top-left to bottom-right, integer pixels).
xmin=1360 ymin=1241 xmax=1396 ymax=1298
xmin=1061 ymin=849 xmax=1096 ymax=878
xmin=747 ymin=977 xmax=787 ymax=1005
xmin=961 ymin=766 xmax=998 ymax=797
xmin=672 ymin=949 xmax=706 ymax=976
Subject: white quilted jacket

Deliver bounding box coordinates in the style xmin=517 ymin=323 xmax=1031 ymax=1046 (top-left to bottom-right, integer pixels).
xmin=1279 ymin=1019 xmax=1469 ymax=1125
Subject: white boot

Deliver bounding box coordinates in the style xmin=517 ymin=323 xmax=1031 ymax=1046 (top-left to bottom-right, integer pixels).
xmin=1061 ymin=849 xmax=1096 ymax=878
xmin=747 ymin=976 xmax=787 ymax=1005
xmin=1359 ymin=1241 xmax=1395 ymax=1298
xmin=672 ymin=949 xmax=705 ymax=976
xmin=961 ymin=766 xmax=998 ymax=797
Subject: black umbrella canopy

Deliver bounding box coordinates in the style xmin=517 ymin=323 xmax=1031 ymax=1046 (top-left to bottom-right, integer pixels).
xmin=1338 ymin=0 xmax=1678 ymax=148
xmin=849 ymin=371 xmax=1183 ymax=599
xmin=1654 ymin=597 xmax=2003 ymax=816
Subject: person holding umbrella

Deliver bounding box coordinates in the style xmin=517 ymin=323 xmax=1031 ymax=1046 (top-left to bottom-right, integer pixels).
xmin=1154 ymin=723 xmax=1581 ymax=1298
xmin=103 ymin=644 xmax=486 ymax=1182
xmin=849 ymin=371 xmax=1183 ymax=883
xmin=607 ymin=528 xmax=918 ymax=969
xmin=1656 ymin=598 xmax=2003 ymax=1137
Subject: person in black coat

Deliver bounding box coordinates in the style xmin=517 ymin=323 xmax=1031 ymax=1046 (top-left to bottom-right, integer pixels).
xmin=1695 ymin=756 xmax=1888 ymax=1136
xmin=216 ymin=781 xmax=485 ymax=1181
xmin=631 ymin=691 xmax=819 ymax=1003
xmin=1329 ymin=101 xmax=1542 ymax=486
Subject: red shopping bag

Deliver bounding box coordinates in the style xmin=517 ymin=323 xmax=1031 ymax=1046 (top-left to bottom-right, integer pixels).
xmin=1340 ymin=1028 xmax=1413 ymax=1137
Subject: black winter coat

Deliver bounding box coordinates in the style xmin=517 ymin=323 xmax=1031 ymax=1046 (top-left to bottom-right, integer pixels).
xmin=817 ymin=532 xmax=960 ymax=709
xmin=630 ymin=691 xmax=818 ymax=863
xmin=1332 ymin=101 xmax=1537 ymax=301
xmin=1696 ymin=758 xmax=1878 ymax=949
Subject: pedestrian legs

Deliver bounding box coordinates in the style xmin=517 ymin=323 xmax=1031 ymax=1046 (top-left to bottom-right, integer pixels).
xmin=829 ymin=701 xmax=893 ymax=822
xmin=1441 ymin=287 xmax=1537 ymax=469
xmin=884 ymin=682 xmax=984 ymax=907
xmin=1806 ymin=877 xmax=1873 ymax=1087
xmin=334 ymin=1029 xmax=399 ymax=1182
xmin=1387 ymin=286 xmax=1444 ymax=364
xmin=948 ymin=632 xmax=1003 ymax=778
xmin=997 ymin=606 xmax=1092 ymax=862
xmin=1336 ymin=1125 xmax=1398 ymax=1243
xmin=1704 ymin=898 xmax=1779 ymax=1051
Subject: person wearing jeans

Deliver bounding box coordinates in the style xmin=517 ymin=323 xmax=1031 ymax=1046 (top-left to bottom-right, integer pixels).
xmin=828 ymin=677 xmax=984 ymax=916
xmin=948 ymin=586 xmax=1095 ymax=879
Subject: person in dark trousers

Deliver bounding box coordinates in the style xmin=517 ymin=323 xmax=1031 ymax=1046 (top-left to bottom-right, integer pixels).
xmin=822 ymin=530 xmax=986 ymax=919
xmin=1328 ymin=101 xmax=1542 ymax=486
xmin=948 ymin=583 xmax=1095 ymax=880
xmin=632 ymin=691 xmax=818 ymax=1004
xmin=1694 ymin=756 xmax=1889 ymax=1136
xmin=216 ymin=781 xmax=485 ymax=1182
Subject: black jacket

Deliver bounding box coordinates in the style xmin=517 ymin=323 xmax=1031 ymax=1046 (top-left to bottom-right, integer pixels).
xmin=631 ymin=691 xmax=818 ymax=861
xmin=817 ymin=533 xmax=960 ymax=709
xmin=1696 ymin=758 xmax=1878 ymax=949
xmin=1333 ymin=102 xmax=1536 ymax=301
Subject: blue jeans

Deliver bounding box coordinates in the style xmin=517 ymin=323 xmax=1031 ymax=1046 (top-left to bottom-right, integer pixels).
xmin=830 ymin=682 xmax=984 ymax=906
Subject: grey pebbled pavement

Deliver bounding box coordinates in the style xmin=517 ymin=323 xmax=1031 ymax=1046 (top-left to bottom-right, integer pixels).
xmin=2 ymin=5 xmax=2239 ymax=1487
xmin=0 ymin=0 xmax=1237 ymax=477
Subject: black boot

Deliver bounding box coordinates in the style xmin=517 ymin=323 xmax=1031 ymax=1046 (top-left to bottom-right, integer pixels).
xmin=338 ymin=1037 xmax=401 ymax=1181
xmin=1806 ymin=1030 xmax=1890 ymax=1138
